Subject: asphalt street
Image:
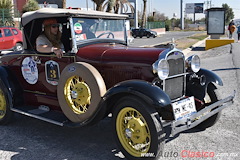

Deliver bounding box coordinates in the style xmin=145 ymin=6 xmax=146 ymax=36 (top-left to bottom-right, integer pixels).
xmin=0 ymin=36 xmax=240 ymax=160
xmin=129 ymin=31 xmax=201 ymax=47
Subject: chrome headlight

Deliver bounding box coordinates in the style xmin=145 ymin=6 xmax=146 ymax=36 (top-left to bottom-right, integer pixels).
xmin=186 ymin=55 xmax=200 ymax=73
xmin=153 ymin=59 xmax=169 ymax=80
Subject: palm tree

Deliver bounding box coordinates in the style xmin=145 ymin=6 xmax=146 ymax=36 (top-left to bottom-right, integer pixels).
xmin=0 ymin=0 xmax=13 ymax=26
xmin=103 ymin=0 xmax=134 ymax=14
xmin=0 ymin=0 xmax=12 ymax=9
xmin=92 ymin=0 xmax=105 ymax=11
xmin=141 ymin=0 xmax=147 ymax=28
xmin=106 ymin=0 xmax=116 ymax=12
xmin=62 ymin=0 xmax=66 ymax=9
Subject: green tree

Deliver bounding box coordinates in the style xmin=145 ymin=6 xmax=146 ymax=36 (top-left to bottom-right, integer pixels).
xmin=92 ymin=0 xmax=105 ymax=11
xmin=0 ymin=0 xmax=12 ymax=9
xmin=222 ymin=3 xmax=234 ymax=25
xmin=22 ymin=0 xmax=39 ymax=13
xmin=0 ymin=0 xmax=13 ymax=26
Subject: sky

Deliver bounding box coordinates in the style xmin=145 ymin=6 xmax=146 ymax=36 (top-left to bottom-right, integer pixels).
xmin=66 ymin=0 xmax=240 ymax=20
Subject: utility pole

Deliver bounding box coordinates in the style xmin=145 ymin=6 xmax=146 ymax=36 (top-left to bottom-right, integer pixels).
xmin=181 ymin=0 xmax=184 ymax=30
xmin=86 ymin=0 xmax=89 ymax=10
xmin=129 ymin=0 xmax=138 ymax=28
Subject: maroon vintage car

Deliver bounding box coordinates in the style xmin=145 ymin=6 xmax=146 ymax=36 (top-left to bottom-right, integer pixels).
xmin=0 ymin=8 xmax=235 ymax=159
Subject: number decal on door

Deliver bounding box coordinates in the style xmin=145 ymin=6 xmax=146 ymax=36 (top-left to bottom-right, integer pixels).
xmin=45 ymin=60 xmax=60 ymax=85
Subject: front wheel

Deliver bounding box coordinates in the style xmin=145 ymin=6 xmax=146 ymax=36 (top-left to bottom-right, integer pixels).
xmin=112 ymin=96 xmax=165 ymax=160
xmin=196 ymin=83 xmax=221 ymax=129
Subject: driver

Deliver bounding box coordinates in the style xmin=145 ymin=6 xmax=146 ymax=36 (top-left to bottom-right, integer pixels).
xmin=36 ymin=18 xmax=64 ymax=58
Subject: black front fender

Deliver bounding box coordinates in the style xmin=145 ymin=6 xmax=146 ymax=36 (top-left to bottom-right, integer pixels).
xmin=197 ymin=68 xmax=223 ymax=86
xmin=87 ymin=80 xmax=172 ymax=125
xmin=186 ymin=68 xmax=223 ymax=100
xmin=103 ymin=80 xmax=172 ymax=109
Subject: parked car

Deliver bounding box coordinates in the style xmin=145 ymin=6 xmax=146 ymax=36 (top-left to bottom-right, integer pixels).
xmin=131 ymin=28 xmax=157 ymax=38
xmin=0 ymin=8 xmax=235 ymax=160
xmin=0 ymin=26 xmax=23 ymax=53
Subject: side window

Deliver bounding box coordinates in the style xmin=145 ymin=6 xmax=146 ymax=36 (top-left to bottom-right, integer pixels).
xmin=4 ymin=29 xmax=13 ymax=37
xmin=12 ymin=29 xmax=18 ymax=35
xmin=0 ymin=29 xmax=2 ymax=38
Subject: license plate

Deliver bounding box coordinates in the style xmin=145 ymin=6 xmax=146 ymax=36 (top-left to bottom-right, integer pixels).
xmin=172 ymin=96 xmax=196 ymax=120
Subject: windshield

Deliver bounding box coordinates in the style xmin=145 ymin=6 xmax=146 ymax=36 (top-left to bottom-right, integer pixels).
xmin=72 ymin=18 xmax=126 ymax=45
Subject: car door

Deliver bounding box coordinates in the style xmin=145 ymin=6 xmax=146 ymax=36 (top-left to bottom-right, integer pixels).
xmin=20 ymin=54 xmax=76 ymax=107
xmin=143 ymin=29 xmax=148 ymax=36
xmin=0 ymin=29 xmax=4 ymax=50
xmin=139 ymin=29 xmax=144 ymax=37
xmin=3 ymin=28 xmax=14 ymax=49
xmin=4 ymin=51 xmax=75 ymax=108
xmin=20 ymin=54 xmax=75 ymax=94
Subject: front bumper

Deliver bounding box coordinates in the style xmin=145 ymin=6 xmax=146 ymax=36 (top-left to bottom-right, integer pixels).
xmin=163 ymin=91 xmax=235 ymax=136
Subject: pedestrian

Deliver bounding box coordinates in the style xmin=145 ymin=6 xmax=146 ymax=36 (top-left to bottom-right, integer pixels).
xmin=228 ymin=20 xmax=236 ymax=39
xmin=36 ymin=18 xmax=64 ymax=58
xmin=237 ymin=25 xmax=240 ymax=42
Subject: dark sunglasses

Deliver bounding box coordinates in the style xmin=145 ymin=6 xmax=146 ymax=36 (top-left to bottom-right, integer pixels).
xmin=51 ymin=24 xmax=60 ymax=28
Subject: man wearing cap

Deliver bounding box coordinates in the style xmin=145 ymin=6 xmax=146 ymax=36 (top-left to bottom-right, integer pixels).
xmin=36 ymin=18 xmax=64 ymax=58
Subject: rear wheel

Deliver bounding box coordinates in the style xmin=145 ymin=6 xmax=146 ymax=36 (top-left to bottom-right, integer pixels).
xmin=196 ymin=83 xmax=221 ymax=129
xmin=0 ymin=81 xmax=13 ymax=125
xmin=113 ymin=96 xmax=165 ymax=160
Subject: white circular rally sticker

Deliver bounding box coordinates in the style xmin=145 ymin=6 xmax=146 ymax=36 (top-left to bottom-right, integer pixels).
xmin=21 ymin=57 xmax=38 ymax=84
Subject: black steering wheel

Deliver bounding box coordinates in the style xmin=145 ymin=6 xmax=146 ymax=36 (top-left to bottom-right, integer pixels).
xmin=97 ymin=32 xmax=114 ymax=38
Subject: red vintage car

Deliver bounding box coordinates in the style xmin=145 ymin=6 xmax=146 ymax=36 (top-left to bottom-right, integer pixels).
xmin=0 ymin=26 xmax=23 ymax=53
xmin=0 ymin=8 xmax=235 ymax=160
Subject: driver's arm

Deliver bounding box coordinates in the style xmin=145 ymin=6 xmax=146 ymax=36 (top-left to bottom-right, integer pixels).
xmin=36 ymin=35 xmax=63 ymax=58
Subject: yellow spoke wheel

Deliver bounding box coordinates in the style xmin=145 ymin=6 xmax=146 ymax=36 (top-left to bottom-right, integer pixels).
xmin=0 ymin=81 xmax=13 ymax=125
xmin=0 ymin=88 xmax=7 ymax=119
xmin=64 ymin=76 xmax=91 ymax=114
xmin=57 ymin=62 xmax=106 ymax=123
xmin=113 ymin=96 xmax=165 ymax=160
xmin=116 ymin=107 xmax=151 ymax=157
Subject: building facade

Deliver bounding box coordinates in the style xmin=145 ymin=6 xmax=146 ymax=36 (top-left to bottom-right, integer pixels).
xmin=14 ymin=0 xmax=63 ymax=13
xmin=13 ymin=0 xmax=26 ymax=13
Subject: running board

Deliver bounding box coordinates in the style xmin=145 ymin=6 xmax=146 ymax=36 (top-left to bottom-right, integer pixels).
xmin=11 ymin=106 xmax=69 ymax=126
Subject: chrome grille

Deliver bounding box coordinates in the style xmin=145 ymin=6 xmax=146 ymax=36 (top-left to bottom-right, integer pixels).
xmin=164 ymin=52 xmax=185 ymax=100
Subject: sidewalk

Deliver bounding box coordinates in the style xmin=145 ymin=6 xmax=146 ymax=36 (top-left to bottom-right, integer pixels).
xmin=182 ymin=37 xmax=233 ymax=58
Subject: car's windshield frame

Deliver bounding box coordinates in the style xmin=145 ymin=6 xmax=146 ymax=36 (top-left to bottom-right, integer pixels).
xmin=69 ymin=17 xmax=128 ymax=53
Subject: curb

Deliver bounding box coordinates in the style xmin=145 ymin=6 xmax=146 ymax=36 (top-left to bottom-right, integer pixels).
xmin=182 ymin=36 xmax=210 ymax=56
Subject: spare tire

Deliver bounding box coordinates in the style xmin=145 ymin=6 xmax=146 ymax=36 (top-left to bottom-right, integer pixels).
xmin=57 ymin=62 xmax=106 ymax=123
